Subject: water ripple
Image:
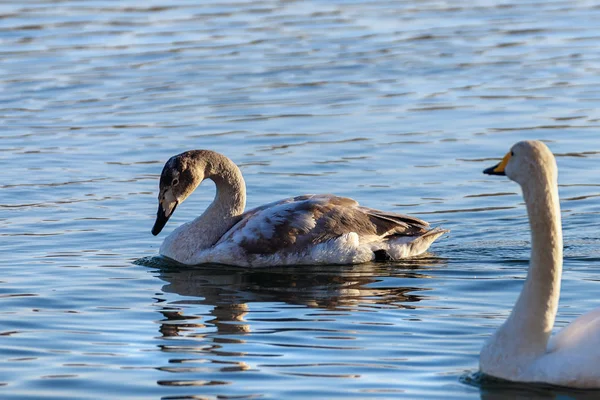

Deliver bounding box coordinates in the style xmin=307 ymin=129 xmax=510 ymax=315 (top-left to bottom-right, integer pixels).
xmin=3 ymin=0 xmax=600 ymax=399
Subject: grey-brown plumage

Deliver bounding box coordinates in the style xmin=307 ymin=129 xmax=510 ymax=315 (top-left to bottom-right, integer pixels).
xmin=152 ymin=150 xmax=448 ymax=267
xmin=219 ymin=194 xmax=430 ymax=256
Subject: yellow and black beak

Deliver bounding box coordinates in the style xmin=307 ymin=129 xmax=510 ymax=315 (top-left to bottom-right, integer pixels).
xmin=483 ymin=152 xmax=511 ymax=176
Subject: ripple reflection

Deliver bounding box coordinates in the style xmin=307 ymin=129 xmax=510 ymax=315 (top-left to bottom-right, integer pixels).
xmin=147 ymin=259 xmax=445 ymax=389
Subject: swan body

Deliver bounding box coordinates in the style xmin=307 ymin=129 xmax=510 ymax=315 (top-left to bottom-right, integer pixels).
xmin=150 ymin=150 xmax=447 ymax=267
xmin=480 ymin=140 xmax=600 ymax=388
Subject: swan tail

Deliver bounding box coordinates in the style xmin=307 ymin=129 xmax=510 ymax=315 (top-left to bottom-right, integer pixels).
xmin=385 ymin=227 xmax=449 ymax=259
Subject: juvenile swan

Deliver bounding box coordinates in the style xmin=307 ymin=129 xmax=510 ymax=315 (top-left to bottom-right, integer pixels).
xmin=151 ymin=150 xmax=447 ymax=267
xmin=481 ymin=140 xmax=600 ymax=388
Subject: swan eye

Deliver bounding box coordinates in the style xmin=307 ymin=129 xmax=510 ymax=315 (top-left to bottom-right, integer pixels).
xmin=172 ymin=178 xmax=179 ymax=186
xmin=511 ymin=151 xmax=514 ymax=156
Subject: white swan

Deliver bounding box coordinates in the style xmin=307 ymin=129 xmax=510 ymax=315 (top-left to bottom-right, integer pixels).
xmin=151 ymin=150 xmax=447 ymax=267
xmin=480 ymin=140 xmax=600 ymax=388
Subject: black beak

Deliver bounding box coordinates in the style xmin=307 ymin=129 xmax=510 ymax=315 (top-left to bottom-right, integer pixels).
xmin=483 ymin=163 xmax=506 ymax=176
xmin=152 ymin=202 xmax=177 ymax=236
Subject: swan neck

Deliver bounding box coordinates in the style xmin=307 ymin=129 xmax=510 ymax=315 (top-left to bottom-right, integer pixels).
xmin=508 ymin=173 xmax=562 ymax=354
xmin=202 ymin=152 xmax=247 ymax=218
xmin=190 ymin=151 xmax=247 ymax=247
xmin=523 ymin=179 xmax=563 ymax=287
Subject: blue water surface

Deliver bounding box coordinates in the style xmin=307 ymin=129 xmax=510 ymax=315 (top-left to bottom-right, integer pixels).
xmin=2 ymin=1 xmax=600 ymax=399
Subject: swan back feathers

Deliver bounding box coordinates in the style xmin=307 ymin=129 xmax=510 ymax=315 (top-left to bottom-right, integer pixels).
xmin=218 ymin=194 xmax=430 ymax=255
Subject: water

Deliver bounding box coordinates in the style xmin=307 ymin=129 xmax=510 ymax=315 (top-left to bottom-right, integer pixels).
xmin=2 ymin=0 xmax=600 ymax=398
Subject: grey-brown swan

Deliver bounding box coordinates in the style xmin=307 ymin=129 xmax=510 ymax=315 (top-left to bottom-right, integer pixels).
xmin=151 ymin=150 xmax=447 ymax=267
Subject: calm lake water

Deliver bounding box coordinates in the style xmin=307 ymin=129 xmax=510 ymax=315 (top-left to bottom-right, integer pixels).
xmin=2 ymin=1 xmax=600 ymax=399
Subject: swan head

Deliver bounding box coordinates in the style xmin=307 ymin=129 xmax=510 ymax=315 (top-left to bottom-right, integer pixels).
xmin=152 ymin=152 xmax=204 ymax=236
xmin=483 ymin=140 xmax=557 ymax=186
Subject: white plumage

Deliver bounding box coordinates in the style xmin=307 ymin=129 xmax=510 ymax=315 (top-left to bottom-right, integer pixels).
xmin=481 ymin=140 xmax=600 ymax=388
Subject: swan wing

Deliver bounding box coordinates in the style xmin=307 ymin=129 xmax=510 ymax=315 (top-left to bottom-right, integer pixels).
xmin=217 ymin=194 xmax=429 ymax=255
xmin=547 ymin=307 xmax=600 ymax=353
xmin=525 ymin=307 xmax=600 ymax=387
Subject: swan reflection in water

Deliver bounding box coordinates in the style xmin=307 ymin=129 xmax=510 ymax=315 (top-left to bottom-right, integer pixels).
xmin=152 ymin=258 xmax=443 ymax=337
xmin=138 ymin=257 xmax=445 ymax=388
